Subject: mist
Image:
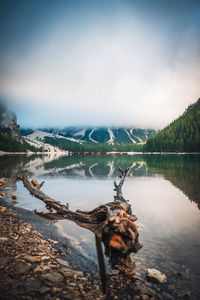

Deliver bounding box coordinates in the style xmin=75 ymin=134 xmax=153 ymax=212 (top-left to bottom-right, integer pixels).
xmin=0 ymin=0 xmax=200 ymax=129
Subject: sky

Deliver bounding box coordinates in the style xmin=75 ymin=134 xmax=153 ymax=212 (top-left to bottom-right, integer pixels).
xmin=0 ymin=0 xmax=200 ymax=129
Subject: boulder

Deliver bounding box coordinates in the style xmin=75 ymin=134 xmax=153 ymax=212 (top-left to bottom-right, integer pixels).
xmin=146 ymin=268 xmax=167 ymax=283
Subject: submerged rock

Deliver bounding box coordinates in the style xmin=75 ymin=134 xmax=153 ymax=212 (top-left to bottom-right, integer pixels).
xmin=146 ymin=268 xmax=167 ymax=283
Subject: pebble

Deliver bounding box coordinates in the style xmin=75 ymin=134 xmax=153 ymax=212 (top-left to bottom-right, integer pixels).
xmin=12 ymin=194 xmax=17 ymax=200
xmin=13 ymin=261 xmax=32 ymax=274
xmin=0 ymin=237 xmax=8 ymax=241
xmin=0 ymin=206 xmax=7 ymax=212
xmin=0 ymin=256 xmax=8 ymax=267
xmin=23 ymin=255 xmax=41 ymax=263
xmin=41 ymin=272 xmax=64 ymax=284
xmin=24 ymin=277 xmax=42 ymax=291
xmin=39 ymin=286 xmax=51 ymax=294
xmin=41 ymin=255 xmax=50 ymax=262
xmin=162 ymin=292 xmax=174 ymax=300
xmin=57 ymin=257 xmax=70 ymax=267
xmin=141 ymin=295 xmax=149 ymax=300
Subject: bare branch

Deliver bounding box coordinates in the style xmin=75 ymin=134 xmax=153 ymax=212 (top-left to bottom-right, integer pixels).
xmin=114 ymin=167 xmax=130 ymax=201
xmin=19 ymin=173 xmax=108 ymax=225
xmin=19 ymin=171 xmax=142 ymax=271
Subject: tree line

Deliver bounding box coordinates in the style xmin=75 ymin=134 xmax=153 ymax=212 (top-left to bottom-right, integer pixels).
xmin=144 ymin=98 xmax=200 ymax=152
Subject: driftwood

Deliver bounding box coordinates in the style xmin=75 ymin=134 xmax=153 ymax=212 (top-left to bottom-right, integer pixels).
xmin=18 ymin=167 xmax=142 ymax=293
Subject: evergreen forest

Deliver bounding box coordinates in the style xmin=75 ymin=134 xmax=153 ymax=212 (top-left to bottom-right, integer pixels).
xmin=144 ymin=98 xmax=200 ymax=152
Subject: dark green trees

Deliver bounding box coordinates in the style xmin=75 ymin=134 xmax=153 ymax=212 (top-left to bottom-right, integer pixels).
xmin=144 ymin=98 xmax=200 ymax=152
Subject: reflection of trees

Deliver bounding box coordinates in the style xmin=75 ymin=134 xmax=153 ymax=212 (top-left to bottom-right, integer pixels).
xmin=2 ymin=154 xmax=199 ymax=209
xmin=0 ymin=154 xmax=43 ymax=178
xmin=144 ymin=154 xmax=200 ymax=209
xmin=0 ymin=155 xmax=24 ymax=178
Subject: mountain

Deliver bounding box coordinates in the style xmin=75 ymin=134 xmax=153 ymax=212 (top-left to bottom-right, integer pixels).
xmin=0 ymin=102 xmax=22 ymax=142
xmin=22 ymin=127 xmax=156 ymax=152
xmin=144 ymin=98 xmax=200 ymax=152
xmin=0 ymin=102 xmax=37 ymax=152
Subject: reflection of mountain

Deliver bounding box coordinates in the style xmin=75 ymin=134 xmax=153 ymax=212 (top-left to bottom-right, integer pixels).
xmin=1 ymin=154 xmax=200 ymax=209
xmin=33 ymin=155 xmax=155 ymax=178
xmin=144 ymin=154 xmax=200 ymax=209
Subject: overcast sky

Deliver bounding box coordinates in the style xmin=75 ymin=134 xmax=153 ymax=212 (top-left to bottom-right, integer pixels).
xmin=0 ymin=0 xmax=200 ymax=129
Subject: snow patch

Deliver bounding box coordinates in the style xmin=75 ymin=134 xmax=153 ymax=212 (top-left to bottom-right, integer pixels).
xmin=24 ymin=130 xmax=67 ymax=153
xmin=73 ymin=129 xmax=86 ymax=137
xmin=107 ymin=161 xmax=115 ymax=177
xmin=89 ymin=129 xmax=98 ymax=143
xmin=107 ymin=129 xmax=115 ymax=145
xmin=124 ymin=129 xmax=137 ymax=144
xmin=88 ymin=163 xmax=98 ymax=177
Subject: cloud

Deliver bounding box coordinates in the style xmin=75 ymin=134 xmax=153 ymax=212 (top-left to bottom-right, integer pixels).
xmin=0 ymin=2 xmax=200 ymax=129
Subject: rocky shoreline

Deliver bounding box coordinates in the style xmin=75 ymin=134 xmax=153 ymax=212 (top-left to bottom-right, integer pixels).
xmin=0 ymin=202 xmax=104 ymax=300
xmin=0 ymin=182 xmax=195 ymax=300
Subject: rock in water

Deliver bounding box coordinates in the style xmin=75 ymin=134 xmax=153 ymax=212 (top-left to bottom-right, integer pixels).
xmin=146 ymin=268 xmax=167 ymax=283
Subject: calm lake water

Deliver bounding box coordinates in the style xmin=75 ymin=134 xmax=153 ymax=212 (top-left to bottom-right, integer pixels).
xmin=1 ymin=153 xmax=200 ymax=298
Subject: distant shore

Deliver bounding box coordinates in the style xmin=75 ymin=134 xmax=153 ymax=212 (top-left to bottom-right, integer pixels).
xmin=1 ymin=150 xmax=200 ymax=156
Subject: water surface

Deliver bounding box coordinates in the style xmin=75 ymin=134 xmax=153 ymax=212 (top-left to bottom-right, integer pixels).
xmin=1 ymin=153 xmax=200 ymax=298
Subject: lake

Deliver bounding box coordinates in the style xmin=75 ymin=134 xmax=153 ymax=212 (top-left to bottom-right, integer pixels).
xmin=1 ymin=153 xmax=200 ymax=299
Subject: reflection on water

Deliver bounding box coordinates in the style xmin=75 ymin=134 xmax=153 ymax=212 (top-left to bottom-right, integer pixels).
xmin=1 ymin=153 xmax=200 ymax=298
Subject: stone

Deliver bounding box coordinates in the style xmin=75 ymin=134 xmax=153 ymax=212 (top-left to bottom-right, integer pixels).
xmin=177 ymin=291 xmax=191 ymax=299
xmin=0 ymin=179 xmax=6 ymax=186
xmin=23 ymin=255 xmax=41 ymax=264
xmin=28 ymin=238 xmax=38 ymax=243
xmin=141 ymin=295 xmax=149 ymax=300
xmin=0 ymin=256 xmax=8 ymax=267
xmin=11 ymin=200 xmax=19 ymax=205
xmin=57 ymin=258 xmax=70 ymax=268
xmin=13 ymin=261 xmax=32 ymax=274
xmin=41 ymin=272 xmax=64 ymax=284
xmin=41 ymin=255 xmax=50 ymax=262
xmin=68 ymin=282 xmax=77 ymax=287
xmin=12 ymin=194 xmax=17 ymax=200
xmin=0 ymin=206 xmax=7 ymax=213
xmin=24 ymin=277 xmax=42 ymax=291
xmin=39 ymin=286 xmax=51 ymax=295
xmin=60 ymin=267 xmax=83 ymax=277
xmin=177 ymin=271 xmax=182 ymax=276
xmin=41 ymin=265 xmax=52 ymax=272
xmin=112 ymin=269 xmax=119 ymax=275
xmin=0 ymin=237 xmax=8 ymax=241
xmin=168 ymin=284 xmax=175 ymax=291
xmin=33 ymin=265 xmax=43 ymax=273
xmin=52 ymin=287 xmax=62 ymax=293
xmin=162 ymin=292 xmax=174 ymax=300
xmin=147 ymin=268 xmax=167 ymax=283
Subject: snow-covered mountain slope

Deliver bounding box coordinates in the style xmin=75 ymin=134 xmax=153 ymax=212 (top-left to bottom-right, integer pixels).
xmin=43 ymin=127 xmax=156 ymax=144
xmin=23 ymin=130 xmax=68 ymax=153
xmin=22 ymin=127 xmax=156 ymax=152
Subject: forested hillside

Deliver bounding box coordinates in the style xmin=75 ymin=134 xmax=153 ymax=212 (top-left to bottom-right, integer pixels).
xmin=144 ymin=98 xmax=200 ymax=152
xmin=0 ymin=102 xmax=37 ymax=152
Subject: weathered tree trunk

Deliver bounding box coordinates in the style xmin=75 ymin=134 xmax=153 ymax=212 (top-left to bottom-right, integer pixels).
xmin=18 ymin=168 xmax=142 ymax=293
